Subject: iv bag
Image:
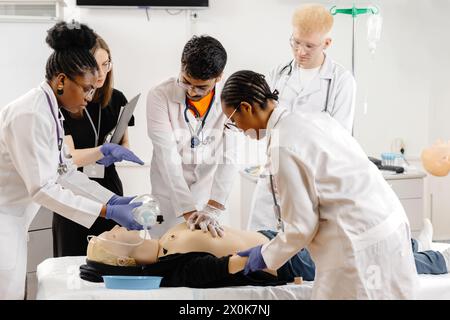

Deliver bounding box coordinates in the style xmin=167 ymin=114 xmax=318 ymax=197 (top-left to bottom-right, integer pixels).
xmin=367 ymin=14 xmax=383 ymax=54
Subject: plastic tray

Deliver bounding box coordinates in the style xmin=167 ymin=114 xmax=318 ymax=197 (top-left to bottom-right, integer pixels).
xmin=102 ymin=275 xmax=162 ymax=290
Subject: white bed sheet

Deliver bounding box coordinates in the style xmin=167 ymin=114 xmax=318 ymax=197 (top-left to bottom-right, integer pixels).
xmin=35 ymin=256 xmax=313 ymax=300
xmin=36 ymin=243 xmax=450 ymax=300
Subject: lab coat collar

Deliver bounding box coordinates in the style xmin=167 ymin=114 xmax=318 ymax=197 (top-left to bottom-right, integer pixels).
xmin=171 ymin=77 xmax=186 ymax=105
xmin=40 ymin=81 xmax=58 ymax=109
xmin=40 ymin=81 xmax=61 ymax=117
xmin=266 ymin=106 xmax=288 ymax=141
xmin=296 ymin=53 xmax=333 ymax=99
xmin=319 ymin=53 xmax=334 ymax=80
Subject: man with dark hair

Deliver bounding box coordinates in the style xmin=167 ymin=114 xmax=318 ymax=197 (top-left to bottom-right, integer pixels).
xmin=146 ymin=35 xmax=237 ymax=239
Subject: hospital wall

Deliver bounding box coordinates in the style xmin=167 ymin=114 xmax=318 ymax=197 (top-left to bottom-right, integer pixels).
xmin=1 ymin=0 xmax=450 ymax=238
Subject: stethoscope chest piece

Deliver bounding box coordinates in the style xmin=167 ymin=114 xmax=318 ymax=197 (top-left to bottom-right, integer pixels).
xmin=57 ymin=163 xmax=68 ymax=175
xmin=191 ymin=136 xmax=201 ymax=148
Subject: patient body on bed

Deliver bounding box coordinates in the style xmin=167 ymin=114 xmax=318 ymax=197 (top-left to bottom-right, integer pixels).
xmin=88 ymin=223 xmax=269 ymax=267
xmin=82 ymin=223 xmax=448 ymax=288
xmin=82 ymin=224 xmax=313 ymax=288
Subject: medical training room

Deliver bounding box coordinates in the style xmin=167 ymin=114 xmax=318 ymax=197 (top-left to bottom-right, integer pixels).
xmin=1 ymin=0 xmax=450 ymax=304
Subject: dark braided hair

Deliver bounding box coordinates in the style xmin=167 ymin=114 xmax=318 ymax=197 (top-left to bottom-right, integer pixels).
xmin=45 ymin=21 xmax=98 ymax=81
xmin=221 ymin=70 xmax=279 ymax=111
xmin=181 ymin=35 xmax=227 ymax=80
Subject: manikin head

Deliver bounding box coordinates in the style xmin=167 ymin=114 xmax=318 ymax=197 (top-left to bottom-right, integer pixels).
xmin=290 ymin=4 xmax=333 ymax=69
xmin=421 ymin=140 xmax=450 ymax=177
xmin=87 ymin=226 xmax=159 ymax=266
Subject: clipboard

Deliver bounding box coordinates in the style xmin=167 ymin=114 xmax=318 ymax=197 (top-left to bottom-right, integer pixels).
xmin=104 ymin=93 xmax=140 ymax=144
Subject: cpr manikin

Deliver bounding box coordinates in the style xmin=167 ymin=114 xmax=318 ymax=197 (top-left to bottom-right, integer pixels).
xmin=85 ymin=222 xmax=450 ymax=288
xmin=88 ymin=223 xmax=270 ymax=267
xmin=421 ymin=141 xmax=450 ymax=177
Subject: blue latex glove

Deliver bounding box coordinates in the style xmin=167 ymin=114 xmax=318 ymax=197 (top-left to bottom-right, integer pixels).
xmin=237 ymin=245 xmax=267 ymax=275
xmin=97 ymin=143 xmax=144 ymax=167
xmin=97 ymin=155 xmax=116 ymax=167
xmin=107 ymin=195 xmax=136 ymax=206
xmin=106 ymin=202 xmax=143 ymax=230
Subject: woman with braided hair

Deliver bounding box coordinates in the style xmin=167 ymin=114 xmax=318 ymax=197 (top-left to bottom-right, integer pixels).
xmin=0 ymin=21 xmax=143 ymax=299
xmin=220 ymin=70 xmax=418 ymax=299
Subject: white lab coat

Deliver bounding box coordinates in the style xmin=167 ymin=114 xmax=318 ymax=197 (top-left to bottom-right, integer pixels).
xmin=0 ymin=82 xmax=114 ymax=299
xmin=146 ymin=78 xmax=237 ymax=237
xmin=261 ymin=108 xmax=418 ymax=299
xmin=248 ymin=54 xmax=356 ymax=231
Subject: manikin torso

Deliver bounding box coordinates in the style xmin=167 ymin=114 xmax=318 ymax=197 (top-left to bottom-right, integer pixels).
xmin=157 ymin=223 xmax=269 ymax=258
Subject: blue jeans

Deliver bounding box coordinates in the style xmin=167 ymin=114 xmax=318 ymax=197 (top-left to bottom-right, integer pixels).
xmin=259 ymin=230 xmax=447 ymax=281
xmin=411 ymin=239 xmax=447 ymax=274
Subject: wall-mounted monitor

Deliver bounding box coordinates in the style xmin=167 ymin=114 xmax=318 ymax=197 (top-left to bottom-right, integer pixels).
xmin=76 ymin=0 xmax=209 ymax=8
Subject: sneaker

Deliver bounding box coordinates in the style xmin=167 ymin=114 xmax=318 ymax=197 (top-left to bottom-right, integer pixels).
xmin=416 ymin=218 xmax=433 ymax=251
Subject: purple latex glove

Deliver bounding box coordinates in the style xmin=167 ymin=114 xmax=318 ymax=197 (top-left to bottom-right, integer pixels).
xmin=107 ymin=195 xmax=136 ymax=206
xmin=237 ymin=245 xmax=267 ymax=275
xmin=97 ymin=155 xmax=115 ymax=167
xmin=105 ymin=202 xmax=143 ymax=230
xmin=98 ymin=143 xmax=144 ymax=167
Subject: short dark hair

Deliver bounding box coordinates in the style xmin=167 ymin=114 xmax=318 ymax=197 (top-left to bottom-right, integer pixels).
xmin=45 ymin=21 xmax=98 ymax=81
xmin=221 ymin=70 xmax=279 ymax=111
xmin=181 ymin=35 xmax=227 ymax=80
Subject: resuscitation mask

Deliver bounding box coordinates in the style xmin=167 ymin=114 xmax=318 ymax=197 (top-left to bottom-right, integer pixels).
xmin=87 ymin=231 xmax=147 ymax=248
xmin=86 ymin=194 xmax=165 ymax=246
xmin=131 ymin=194 xmax=164 ymax=231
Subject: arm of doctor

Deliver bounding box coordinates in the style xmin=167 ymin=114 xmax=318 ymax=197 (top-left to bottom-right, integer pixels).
xmin=147 ymin=89 xmax=197 ymax=217
xmin=65 ymin=129 xmax=131 ymax=168
xmin=3 ymin=112 xmax=108 ymax=228
xmin=261 ymin=146 xmax=320 ymax=271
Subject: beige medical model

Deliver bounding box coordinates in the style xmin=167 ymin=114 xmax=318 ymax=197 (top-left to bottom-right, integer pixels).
xmin=87 ymin=224 xmax=276 ymax=275
xmin=421 ymin=141 xmax=450 ymax=177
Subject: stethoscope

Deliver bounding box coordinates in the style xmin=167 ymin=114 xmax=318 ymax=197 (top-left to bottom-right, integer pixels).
xmin=278 ymin=59 xmax=332 ymax=113
xmin=84 ymin=104 xmax=102 ymax=147
xmin=266 ymin=108 xmax=289 ymax=232
xmin=43 ymin=88 xmax=71 ymax=175
xmin=183 ymin=91 xmax=215 ymax=149
xmin=269 ymin=174 xmax=284 ymax=232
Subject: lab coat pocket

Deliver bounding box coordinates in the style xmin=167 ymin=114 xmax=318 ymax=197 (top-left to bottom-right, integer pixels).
xmin=0 ymin=215 xmax=20 ymax=271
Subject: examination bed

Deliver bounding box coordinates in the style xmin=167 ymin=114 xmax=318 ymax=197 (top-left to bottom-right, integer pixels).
xmin=36 ymin=243 xmax=450 ymax=300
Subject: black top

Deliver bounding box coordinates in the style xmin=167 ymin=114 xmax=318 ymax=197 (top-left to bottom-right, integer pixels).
xmin=61 ymin=89 xmax=135 ymax=195
xmin=80 ymin=252 xmax=295 ymax=288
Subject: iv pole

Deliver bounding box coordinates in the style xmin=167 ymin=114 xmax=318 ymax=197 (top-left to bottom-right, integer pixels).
xmin=330 ymin=4 xmax=379 ymax=78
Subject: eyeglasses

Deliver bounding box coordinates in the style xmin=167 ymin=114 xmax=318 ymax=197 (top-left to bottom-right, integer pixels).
xmin=224 ymin=106 xmax=241 ymax=132
xmin=176 ymin=76 xmax=212 ymax=96
xmin=68 ymin=77 xmax=96 ymax=100
xmin=100 ymin=60 xmax=113 ymax=73
xmin=289 ymin=36 xmax=322 ymax=53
